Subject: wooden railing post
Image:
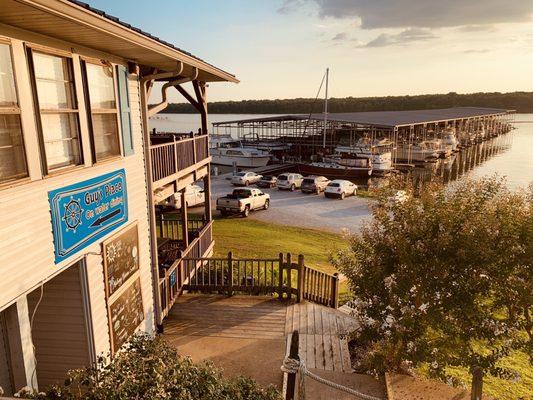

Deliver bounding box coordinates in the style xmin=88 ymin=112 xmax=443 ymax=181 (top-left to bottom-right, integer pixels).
xmin=286 ymin=253 xmax=292 ymax=301
xmin=278 ymin=253 xmax=284 ymax=301
xmin=173 ymin=135 xmax=178 ymax=175
xmin=297 ymin=255 xmax=304 ymax=303
xmin=331 ymin=272 xmax=339 ymax=308
xmin=285 ymin=330 xmax=299 ymax=400
xmin=227 ymin=251 xmax=233 ymax=297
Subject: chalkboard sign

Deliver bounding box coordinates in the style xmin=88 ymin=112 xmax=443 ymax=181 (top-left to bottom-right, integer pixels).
xmin=103 ymin=224 xmax=139 ymax=297
xmin=109 ymin=277 xmax=144 ymax=354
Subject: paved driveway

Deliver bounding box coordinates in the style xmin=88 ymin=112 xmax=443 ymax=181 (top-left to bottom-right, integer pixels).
xmin=210 ymin=175 xmax=372 ymax=234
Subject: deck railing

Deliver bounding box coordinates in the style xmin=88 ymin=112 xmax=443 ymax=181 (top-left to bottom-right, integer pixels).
xmin=150 ymin=133 xmax=210 ymax=186
xmin=158 ymin=217 xmax=207 ymax=241
xmin=158 ymin=220 xmax=214 ymax=318
xmin=181 ymin=253 xmax=340 ymax=308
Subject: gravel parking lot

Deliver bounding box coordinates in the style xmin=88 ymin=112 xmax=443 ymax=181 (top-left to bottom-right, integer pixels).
xmin=210 ymin=175 xmax=372 ymax=234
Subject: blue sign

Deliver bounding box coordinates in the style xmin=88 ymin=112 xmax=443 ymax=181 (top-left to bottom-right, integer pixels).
xmin=48 ymin=169 xmax=128 ymax=263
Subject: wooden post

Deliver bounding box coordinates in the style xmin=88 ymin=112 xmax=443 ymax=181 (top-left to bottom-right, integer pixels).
xmin=331 ymin=273 xmax=339 ymax=309
xmin=158 ymin=212 xmax=163 ymax=237
xmin=203 ymin=173 xmax=212 ymax=222
xmin=286 ymin=253 xmax=292 ymax=301
xmin=471 ymin=367 xmax=483 ymax=400
xmin=227 ymin=251 xmax=233 ymax=297
xmin=297 ymin=254 xmax=304 ymax=303
xmin=181 ymin=191 xmax=188 ymax=246
xmin=278 ymin=253 xmax=284 ymax=301
xmin=286 ymin=330 xmax=299 ymax=400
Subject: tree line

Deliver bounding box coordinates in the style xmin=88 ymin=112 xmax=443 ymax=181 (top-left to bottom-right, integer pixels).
xmin=160 ymin=91 xmax=533 ymax=114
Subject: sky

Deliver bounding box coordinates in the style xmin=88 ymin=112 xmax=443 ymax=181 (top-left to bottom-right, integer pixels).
xmin=86 ymin=0 xmax=533 ymax=102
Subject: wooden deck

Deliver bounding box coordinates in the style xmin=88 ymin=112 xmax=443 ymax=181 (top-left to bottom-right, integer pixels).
xmin=163 ymin=295 xmax=356 ymax=374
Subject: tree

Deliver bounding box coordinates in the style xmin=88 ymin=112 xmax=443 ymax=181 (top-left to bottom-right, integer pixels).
xmin=21 ymin=333 xmax=281 ymax=400
xmin=332 ymin=177 xmax=532 ymax=395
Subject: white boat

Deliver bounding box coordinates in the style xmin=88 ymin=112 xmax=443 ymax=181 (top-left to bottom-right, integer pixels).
xmin=335 ymin=138 xmax=393 ymax=174
xmin=441 ymin=127 xmax=458 ymax=153
xmin=210 ymin=134 xmax=271 ymax=167
xmin=395 ymin=141 xmax=440 ymax=162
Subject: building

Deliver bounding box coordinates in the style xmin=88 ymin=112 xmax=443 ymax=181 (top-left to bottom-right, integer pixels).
xmin=0 ymin=0 xmax=237 ymax=395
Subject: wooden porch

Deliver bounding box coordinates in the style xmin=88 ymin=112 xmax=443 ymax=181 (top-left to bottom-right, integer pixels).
xmin=163 ymin=294 xmax=357 ymax=383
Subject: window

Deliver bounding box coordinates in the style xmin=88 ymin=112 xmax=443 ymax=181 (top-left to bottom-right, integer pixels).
xmin=0 ymin=43 xmax=27 ymax=183
xmin=84 ymin=62 xmax=121 ymax=161
xmin=30 ymin=50 xmax=82 ymax=172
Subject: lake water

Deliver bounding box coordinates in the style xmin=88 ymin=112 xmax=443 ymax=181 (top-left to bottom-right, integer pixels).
xmin=150 ymin=113 xmax=533 ymax=190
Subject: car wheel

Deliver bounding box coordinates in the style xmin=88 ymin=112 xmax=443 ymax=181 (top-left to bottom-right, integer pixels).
xmin=245 ymin=180 xmax=250 ymax=186
xmin=340 ymin=192 xmax=345 ymax=200
xmin=220 ymin=210 xmax=228 ymax=216
xmin=242 ymin=206 xmax=250 ymax=217
xmin=290 ymin=184 xmax=295 ymax=192
xmin=315 ymin=188 xmax=320 ymax=195
xmin=264 ymin=200 xmax=270 ymax=210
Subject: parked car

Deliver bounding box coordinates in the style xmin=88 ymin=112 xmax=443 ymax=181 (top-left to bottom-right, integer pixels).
xmin=231 ymin=171 xmax=263 ymax=186
xmin=155 ymin=184 xmax=205 ymax=210
xmin=301 ymin=175 xmax=330 ymax=194
xmin=277 ymin=173 xmax=304 ymax=191
xmin=216 ymin=188 xmax=270 ymax=217
xmin=257 ymin=175 xmax=277 ymax=188
xmin=324 ymin=180 xmax=358 ymax=199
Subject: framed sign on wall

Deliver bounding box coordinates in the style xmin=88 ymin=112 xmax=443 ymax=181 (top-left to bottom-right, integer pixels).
xmin=102 ymin=223 xmax=144 ymax=354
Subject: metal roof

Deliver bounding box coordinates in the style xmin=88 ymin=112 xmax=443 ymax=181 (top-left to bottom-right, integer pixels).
xmin=213 ymin=107 xmax=511 ymax=128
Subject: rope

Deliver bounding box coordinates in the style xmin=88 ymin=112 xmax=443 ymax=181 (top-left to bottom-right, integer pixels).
xmin=281 ymin=357 xmax=384 ymax=400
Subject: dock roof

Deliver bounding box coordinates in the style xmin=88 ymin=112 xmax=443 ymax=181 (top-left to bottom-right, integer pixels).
xmin=213 ymin=107 xmax=511 ymax=128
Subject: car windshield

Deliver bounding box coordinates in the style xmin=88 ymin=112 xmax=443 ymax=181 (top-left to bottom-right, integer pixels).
xmin=232 ymin=189 xmax=252 ymax=198
xmin=235 ymin=172 xmax=246 ymax=177
xmin=302 ymin=178 xmax=315 ymax=184
xmin=328 ymin=183 xmax=340 ymax=187
xmin=278 ymin=175 xmax=288 ymax=180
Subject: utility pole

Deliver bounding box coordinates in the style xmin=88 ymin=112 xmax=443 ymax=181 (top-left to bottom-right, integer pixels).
xmin=323 ymin=67 xmax=329 ymax=149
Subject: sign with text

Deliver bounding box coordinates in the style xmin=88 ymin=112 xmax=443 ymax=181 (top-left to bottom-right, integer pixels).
xmin=48 ymin=169 xmax=128 ymax=263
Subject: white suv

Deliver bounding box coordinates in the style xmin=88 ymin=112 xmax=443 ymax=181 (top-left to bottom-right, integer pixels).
xmin=277 ymin=173 xmax=304 ymax=191
xmin=324 ymin=180 xmax=357 ymax=199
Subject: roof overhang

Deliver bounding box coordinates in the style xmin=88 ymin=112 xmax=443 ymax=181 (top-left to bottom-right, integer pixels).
xmin=0 ymin=0 xmax=238 ymax=83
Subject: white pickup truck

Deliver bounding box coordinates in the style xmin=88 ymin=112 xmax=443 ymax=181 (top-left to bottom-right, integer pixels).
xmin=216 ymin=188 xmax=270 ymax=217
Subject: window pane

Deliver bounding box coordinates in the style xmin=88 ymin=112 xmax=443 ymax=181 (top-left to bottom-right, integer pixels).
xmin=86 ymin=63 xmax=116 ymax=109
xmin=41 ymin=113 xmax=81 ymax=169
xmin=92 ymin=113 xmax=119 ymax=160
xmin=0 ymin=44 xmax=18 ymax=107
xmin=0 ymin=115 xmax=27 ymax=182
xmin=33 ymin=52 xmax=75 ymax=109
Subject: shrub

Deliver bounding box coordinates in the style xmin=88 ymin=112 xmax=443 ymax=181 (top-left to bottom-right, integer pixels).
xmin=332 ymin=176 xmax=532 ymax=392
xmin=23 ymin=333 xmax=281 ymax=400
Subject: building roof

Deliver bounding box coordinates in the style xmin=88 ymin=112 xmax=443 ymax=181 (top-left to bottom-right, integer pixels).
xmin=213 ymin=107 xmax=511 ymax=128
xmin=0 ymin=0 xmax=238 ymax=83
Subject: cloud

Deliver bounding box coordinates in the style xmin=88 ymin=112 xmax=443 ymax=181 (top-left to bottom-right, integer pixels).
xmin=463 ymin=49 xmax=492 ymax=54
xmin=281 ymin=0 xmax=533 ymax=28
xmin=359 ymin=28 xmax=437 ymax=47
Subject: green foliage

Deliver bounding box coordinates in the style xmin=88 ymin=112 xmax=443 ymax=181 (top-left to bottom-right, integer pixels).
xmin=159 ymin=91 xmax=533 ymax=114
xmin=24 ymin=333 xmax=281 ymax=400
xmin=332 ymin=177 xmax=532 ymax=387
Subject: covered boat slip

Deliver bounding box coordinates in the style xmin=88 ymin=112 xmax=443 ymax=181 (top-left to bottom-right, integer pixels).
xmin=212 ymin=107 xmax=514 ymax=154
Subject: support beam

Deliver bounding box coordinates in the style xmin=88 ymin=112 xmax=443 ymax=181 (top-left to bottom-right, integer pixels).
xmin=181 ymin=191 xmax=189 ymax=247
xmin=203 ymin=173 xmax=212 ymax=222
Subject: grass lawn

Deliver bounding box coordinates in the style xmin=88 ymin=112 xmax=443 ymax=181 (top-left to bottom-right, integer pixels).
xmin=212 ymin=216 xmax=347 ymax=274
xmin=442 ymin=350 xmax=532 ymax=400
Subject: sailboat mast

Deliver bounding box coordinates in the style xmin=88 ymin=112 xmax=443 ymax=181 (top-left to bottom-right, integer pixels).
xmin=323 ymin=68 xmax=329 ymax=149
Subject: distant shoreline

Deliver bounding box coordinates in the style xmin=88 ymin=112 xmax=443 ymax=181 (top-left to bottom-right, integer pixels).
xmin=155 ymin=91 xmax=533 ymax=114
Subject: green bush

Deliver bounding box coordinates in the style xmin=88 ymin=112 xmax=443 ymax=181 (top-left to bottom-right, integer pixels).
xmin=333 ymin=176 xmax=532 ymax=394
xmin=23 ymin=333 xmax=281 ymax=400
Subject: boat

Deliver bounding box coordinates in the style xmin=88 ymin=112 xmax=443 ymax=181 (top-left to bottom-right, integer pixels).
xmin=335 ymin=137 xmax=394 ymax=174
xmin=395 ymin=141 xmax=440 ymax=163
xmin=441 ymin=127 xmax=459 ymax=153
xmin=297 ymin=153 xmax=372 ymax=179
xmin=210 ymin=134 xmax=271 ymax=167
